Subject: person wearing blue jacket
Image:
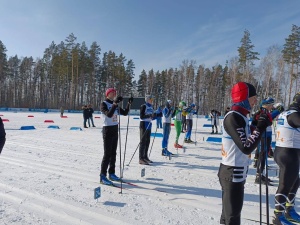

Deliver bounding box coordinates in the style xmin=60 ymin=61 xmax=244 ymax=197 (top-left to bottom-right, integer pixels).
xmin=161 ymin=100 xmax=176 ymax=156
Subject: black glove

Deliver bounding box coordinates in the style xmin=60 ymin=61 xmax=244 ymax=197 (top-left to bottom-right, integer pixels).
xmin=256 ymin=113 xmax=272 ymax=131
xmin=276 ymin=105 xmax=284 ymax=113
xmin=152 ymin=112 xmax=157 ymax=118
xmin=128 ymin=96 xmax=133 ymax=104
xmin=114 ymin=96 xmax=123 ymax=103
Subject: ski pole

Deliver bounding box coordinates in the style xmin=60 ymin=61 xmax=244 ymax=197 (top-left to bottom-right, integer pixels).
xmin=264 ymin=132 xmax=270 ymax=225
xmin=117 ymin=103 xmax=123 ymax=194
xmin=126 ymin=121 xmax=151 ymax=166
xmin=121 ymin=100 xmax=132 ymax=178
xmin=258 ymin=141 xmax=262 ymax=224
xmin=194 ymin=114 xmax=198 ymax=145
xmin=149 ymin=125 xmax=158 ymax=157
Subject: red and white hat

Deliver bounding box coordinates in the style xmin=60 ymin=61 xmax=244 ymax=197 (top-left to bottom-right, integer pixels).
xmin=105 ymin=88 xmax=116 ymax=97
xmin=231 ymin=82 xmax=256 ymax=103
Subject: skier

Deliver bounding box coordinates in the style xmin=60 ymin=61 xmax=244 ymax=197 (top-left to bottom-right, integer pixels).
xmin=251 ymin=97 xmax=283 ymax=185
xmin=210 ymin=109 xmax=221 ymax=134
xmin=99 ymin=88 xmax=132 ymax=185
xmin=174 ymin=101 xmax=186 ymax=148
xmin=139 ymin=95 xmax=156 ymax=165
xmin=272 ymin=92 xmax=300 ymax=224
xmin=161 ymin=100 xmax=176 ymax=156
xmin=184 ymin=103 xmax=198 ymax=143
xmin=0 ymin=116 xmax=6 ymax=155
xmin=181 ymin=110 xmax=187 ymax=133
xmin=218 ymin=82 xmax=271 ymax=225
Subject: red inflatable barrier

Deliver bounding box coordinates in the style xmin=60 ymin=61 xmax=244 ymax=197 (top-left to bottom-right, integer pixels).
xmin=61 ymin=116 xmax=68 ymax=118
xmin=28 ymin=115 xmax=34 ymax=117
xmin=95 ymin=116 xmax=101 ymax=119
xmin=44 ymin=120 xmax=54 ymax=123
xmin=2 ymin=119 xmax=9 ymax=122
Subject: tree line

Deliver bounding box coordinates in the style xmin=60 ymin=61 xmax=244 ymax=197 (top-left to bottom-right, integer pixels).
xmin=0 ymin=25 xmax=299 ymax=115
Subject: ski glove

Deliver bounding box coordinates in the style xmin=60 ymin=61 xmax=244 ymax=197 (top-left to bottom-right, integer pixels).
xmin=114 ymin=96 xmax=123 ymax=103
xmin=128 ymin=96 xmax=134 ymax=104
xmin=275 ymin=104 xmax=284 ymax=113
xmin=256 ymin=113 xmax=272 ymax=131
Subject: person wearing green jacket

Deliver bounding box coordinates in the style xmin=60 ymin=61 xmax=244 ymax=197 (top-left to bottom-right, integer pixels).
xmin=174 ymin=101 xmax=186 ymax=148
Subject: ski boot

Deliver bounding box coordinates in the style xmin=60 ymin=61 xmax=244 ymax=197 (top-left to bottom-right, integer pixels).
xmin=174 ymin=143 xmax=183 ymax=148
xmin=273 ymin=211 xmax=294 ymax=225
xmin=144 ymin=157 xmax=153 ymax=164
xmin=162 ymin=149 xmax=171 ymax=156
xmin=285 ymin=204 xmax=300 ymax=223
xmin=100 ymin=174 xmax=113 ymax=185
xmin=139 ymin=159 xmax=149 ymax=165
xmin=109 ymin=174 xmax=122 ymax=182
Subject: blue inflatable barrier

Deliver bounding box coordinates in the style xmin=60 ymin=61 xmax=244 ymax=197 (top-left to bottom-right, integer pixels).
xmin=150 ymin=133 xmax=163 ymax=138
xmin=70 ymin=127 xmax=82 ymax=131
xmin=203 ymin=124 xmax=212 ymax=127
xmin=206 ymin=137 xmax=222 ymax=143
xmin=133 ymin=117 xmax=139 ymax=120
xmin=48 ymin=125 xmax=60 ymax=129
xmin=20 ymin=126 xmax=36 ymax=130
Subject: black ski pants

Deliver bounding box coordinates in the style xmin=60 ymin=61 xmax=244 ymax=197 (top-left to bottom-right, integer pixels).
xmin=274 ymin=146 xmax=300 ymax=211
xmin=139 ymin=121 xmax=151 ymax=160
xmin=219 ymin=178 xmax=245 ymax=225
xmin=100 ymin=125 xmax=118 ymax=176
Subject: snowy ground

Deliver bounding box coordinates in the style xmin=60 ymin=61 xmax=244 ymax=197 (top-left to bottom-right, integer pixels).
xmin=0 ymin=111 xmax=298 ymax=225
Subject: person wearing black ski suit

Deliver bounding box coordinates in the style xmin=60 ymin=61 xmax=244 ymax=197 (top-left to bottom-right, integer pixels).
xmin=100 ymin=88 xmax=132 ymax=178
xmin=139 ymin=95 xmax=156 ymax=165
xmin=272 ymin=92 xmax=300 ymax=224
xmin=218 ymin=82 xmax=271 ymax=225
xmin=0 ymin=117 xmax=6 ymax=154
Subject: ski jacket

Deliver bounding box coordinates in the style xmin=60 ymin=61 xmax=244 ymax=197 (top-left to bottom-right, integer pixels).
xmin=276 ymin=110 xmax=300 ymax=148
xmin=140 ymin=103 xmax=154 ymax=122
xmin=162 ymin=107 xmax=175 ymax=123
xmin=100 ymin=99 xmax=129 ymax=127
xmin=174 ymin=109 xmax=183 ymax=121
xmin=88 ymin=108 xmax=94 ymax=118
xmin=83 ymin=108 xmax=90 ymax=119
xmin=219 ymin=106 xmax=264 ymax=182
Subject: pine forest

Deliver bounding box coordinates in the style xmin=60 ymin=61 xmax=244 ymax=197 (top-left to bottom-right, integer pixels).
xmin=0 ymin=25 xmax=299 ymax=115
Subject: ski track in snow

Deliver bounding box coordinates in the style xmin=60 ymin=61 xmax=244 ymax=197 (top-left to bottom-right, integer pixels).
xmin=0 ymin=111 xmax=299 ymax=224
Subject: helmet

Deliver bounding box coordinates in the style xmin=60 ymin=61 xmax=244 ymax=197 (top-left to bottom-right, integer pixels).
xmin=179 ymin=101 xmax=186 ymax=107
xmin=231 ymin=82 xmax=256 ymax=103
xmin=262 ymin=97 xmax=275 ymax=106
xmin=145 ymin=95 xmax=154 ymax=101
xmin=190 ymin=103 xmax=195 ymax=107
xmin=289 ymin=92 xmax=300 ymax=111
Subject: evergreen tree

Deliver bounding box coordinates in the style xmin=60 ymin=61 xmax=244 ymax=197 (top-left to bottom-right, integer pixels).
xmin=237 ymin=29 xmax=260 ymax=82
xmin=282 ymin=24 xmax=300 ymax=105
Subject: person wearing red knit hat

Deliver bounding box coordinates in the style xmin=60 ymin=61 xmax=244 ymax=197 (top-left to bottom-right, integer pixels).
xmin=218 ymin=82 xmax=272 ymax=225
xmin=99 ymin=88 xmax=133 ymax=185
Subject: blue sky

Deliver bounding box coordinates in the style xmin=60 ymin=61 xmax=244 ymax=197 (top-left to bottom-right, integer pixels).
xmin=1 ymin=0 xmax=299 ymax=79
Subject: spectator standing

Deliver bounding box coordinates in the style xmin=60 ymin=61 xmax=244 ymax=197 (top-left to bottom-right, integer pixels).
xmin=88 ymin=104 xmax=96 ymax=127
